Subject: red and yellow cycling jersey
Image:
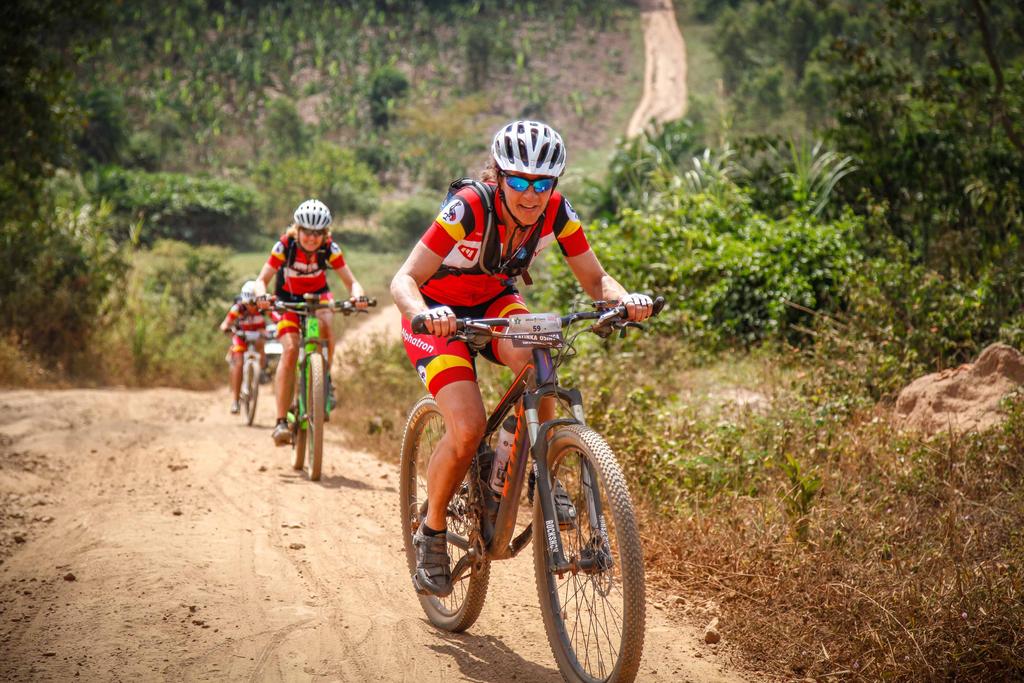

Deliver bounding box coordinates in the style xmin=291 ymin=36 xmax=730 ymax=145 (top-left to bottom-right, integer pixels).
xmin=265 ymin=234 xmax=347 ymax=296
xmin=224 ymin=303 xmax=277 ymax=354
xmin=419 ymin=185 xmax=590 ymax=307
xmin=226 ymin=302 xmax=271 ymax=333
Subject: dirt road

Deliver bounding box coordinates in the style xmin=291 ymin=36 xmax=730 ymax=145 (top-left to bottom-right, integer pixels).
xmin=0 ymin=310 xmax=748 ymax=681
xmin=627 ymin=0 xmax=688 ymax=137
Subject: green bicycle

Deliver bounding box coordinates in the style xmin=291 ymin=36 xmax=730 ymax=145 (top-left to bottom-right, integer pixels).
xmin=273 ymin=294 xmax=376 ymax=481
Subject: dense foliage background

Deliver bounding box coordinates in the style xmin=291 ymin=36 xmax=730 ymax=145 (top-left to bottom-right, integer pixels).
xmin=2 ymin=0 xmax=1022 ymax=678
xmin=0 ymin=0 xmax=634 ymax=383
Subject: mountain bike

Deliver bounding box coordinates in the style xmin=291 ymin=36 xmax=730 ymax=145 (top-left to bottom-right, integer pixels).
xmin=273 ymin=294 xmax=377 ymax=481
xmin=399 ymin=297 xmax=664 ymax=683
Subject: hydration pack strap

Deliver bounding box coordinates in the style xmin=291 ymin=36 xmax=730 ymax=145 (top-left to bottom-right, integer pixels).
xmin=275 ymin=235 xmax=331 ymax=296
xmin=428 ymin=178 xmax=544 ymax=286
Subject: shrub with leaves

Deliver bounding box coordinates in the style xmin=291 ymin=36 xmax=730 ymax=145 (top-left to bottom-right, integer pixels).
xmin=92 ymin=167 xmax=260 ymax=246
xmin=543 ymin=182 xmax=863 ymax=347
xmin=0 ymin=189 xmax=126 ymax=374
xmin=255 ymin=142 xmax=379 ymax=230
xmin=100 ymin=239 xmax=234 ymax=386
xmin=378 ymin=194 xmax=440 ymax=248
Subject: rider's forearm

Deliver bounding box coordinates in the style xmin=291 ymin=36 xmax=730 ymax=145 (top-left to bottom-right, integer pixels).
xmin=254 ymin=264 xmax=275 ymax=295
xmin=577 ymin=268 xmax=627 ymax=303
xmin=349 ymin=280 xmax=366 ymax=299
xmin=597 ymin=275 xmax=629 ymax=303
xmin=390 ymin=272 xmax=428 ymax=321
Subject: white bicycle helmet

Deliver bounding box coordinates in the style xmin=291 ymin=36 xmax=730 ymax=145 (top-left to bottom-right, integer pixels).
xmin=240 ymin=280 xmax=258 ymax=303
xmin=491 ymin=120 xmax=567 ymax=177
xmin=293 ymin=199 xmax=332 ymax=230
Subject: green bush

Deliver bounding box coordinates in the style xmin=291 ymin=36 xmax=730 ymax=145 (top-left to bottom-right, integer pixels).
xmin=255 ymin=142 xmax=380 ymax=229
xmin=263 ymin=97 xmax=310 ymax=159
xmin=367 ymin=64 xmax=409 ymax=130
xmin=583 ymin=119 xmax=705 ymax=218
xmin=542 ymin=185 xmax=863 ymax=347
xmin=809 ymin=235 xmax=1024 ymax=399
xmin=101 ymin=239 xmax=234 ymax=386
xmin=0 ymin=187 xmax=126 ymax=373
xmin=378 ymin=194 xmax=439 ymax=248
xmin=92 ymin=166 xmax=261 ymax=246
xmin=124 ymin=131 xmax=161 ymax=171
xmin=76 ymin=86 xmax=129 ymax=165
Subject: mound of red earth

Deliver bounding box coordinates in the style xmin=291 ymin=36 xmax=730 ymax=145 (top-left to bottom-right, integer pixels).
xmin=893 ymin=343 xmax=1024 ymax=435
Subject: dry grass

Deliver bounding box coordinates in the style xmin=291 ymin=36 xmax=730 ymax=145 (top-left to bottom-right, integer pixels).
xmin=639 ymin=409 xmax=1024 ymax=680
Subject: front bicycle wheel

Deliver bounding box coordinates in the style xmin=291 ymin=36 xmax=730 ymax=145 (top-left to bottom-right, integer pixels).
xmin=306 ymin=352 xmax=325 ymax=481
xmin=399 ymin=395 xmax=490 ymax=632
xmin=244 ymin=358 xmax=259 ymax=426
xmin=533 ymin=425 xmax=645 ymax=683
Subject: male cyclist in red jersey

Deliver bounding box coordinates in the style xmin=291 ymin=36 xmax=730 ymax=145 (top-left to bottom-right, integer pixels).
xmin=253 ymin=199 xmax=368 ymax=446
xmin=391 ymin=120 xmax=654 ymax=596
xmin=219 ymin=280 xmax=277 ymax=414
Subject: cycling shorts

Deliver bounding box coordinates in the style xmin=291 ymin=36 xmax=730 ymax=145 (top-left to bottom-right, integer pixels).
xmin=230 ymin=333 xmax=262 ymax=355
xmin=276 ymin=287 xmax=333 ymax=337
xmin=401 ymin=289 xmax=529 ymax=396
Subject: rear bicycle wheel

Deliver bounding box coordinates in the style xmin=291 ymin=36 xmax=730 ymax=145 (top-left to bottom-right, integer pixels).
xmin=399 ymin=395 xmax=489 ymax=632
xmin=244 ymin=358 xmax=259 ymax=426
xmin=533 ymin=425 xmax=645 ymax=683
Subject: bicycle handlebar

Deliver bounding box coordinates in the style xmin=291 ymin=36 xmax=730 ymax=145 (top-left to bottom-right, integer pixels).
xmin=410 ymin=296 xmax=666 ymax=336
xmin=269 ymin=294 xmax=378 ymax=315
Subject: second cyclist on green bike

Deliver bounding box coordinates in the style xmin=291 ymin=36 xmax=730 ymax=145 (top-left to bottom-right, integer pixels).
xmin=390 ymin=120 xmax=654 ymax=596
xmin=254 ymin=199 xmax=369 ymax=446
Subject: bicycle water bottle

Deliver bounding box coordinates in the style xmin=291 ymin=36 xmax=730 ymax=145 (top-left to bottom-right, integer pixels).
xmin=489 ymin=415 xmax=517 ymax=494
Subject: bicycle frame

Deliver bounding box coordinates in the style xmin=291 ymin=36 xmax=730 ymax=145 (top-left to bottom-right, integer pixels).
xmin=450 ymin=345 xmax=603 ymax=577
xmin=291 ymin=313 xmax=331 ymax=428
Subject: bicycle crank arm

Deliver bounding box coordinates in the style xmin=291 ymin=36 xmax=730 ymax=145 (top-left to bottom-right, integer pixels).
xmin=449 ymin=547 xmax=477 ymax=583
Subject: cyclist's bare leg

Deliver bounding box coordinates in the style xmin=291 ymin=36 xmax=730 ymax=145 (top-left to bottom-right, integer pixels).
xmin=275 ymin=333 xmax=298 ymax=420
xmin=256 ymin=338 xmax=267 ymax=370
xmin=425 ymin=380 xmax=487 ymax=531
xmin=229 ymin=353 xmax=243 ymax=400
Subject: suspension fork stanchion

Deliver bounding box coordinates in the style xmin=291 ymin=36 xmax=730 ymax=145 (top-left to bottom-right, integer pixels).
xmin=580 ymin=457 xmax=609 ymax=553
xmin=529 ymin=414 xmax=584 ymax=573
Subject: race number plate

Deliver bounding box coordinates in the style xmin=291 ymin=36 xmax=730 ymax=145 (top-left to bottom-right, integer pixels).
xmin=507 ymin=313 xmax=563 ymax=348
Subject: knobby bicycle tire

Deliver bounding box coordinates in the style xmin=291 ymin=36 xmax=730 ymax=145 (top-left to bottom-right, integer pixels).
xmin=307 ymin=352 xmax=325 ymax=481
xmin=399 ymin=395 xmax=490 ymax=632
xmin=244 ymin=358 xmax=259 ymax=426
xmin=533 ymin=425 xmax=645 ymax=683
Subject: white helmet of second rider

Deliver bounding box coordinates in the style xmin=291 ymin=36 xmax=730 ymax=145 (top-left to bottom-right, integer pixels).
xmin=491 ymin=120 xmax=567 ymax=177
xmin=240 ymin=280 xmax=258 ymax=303
xmin=293 ymin=199 xmax=332 ymax=230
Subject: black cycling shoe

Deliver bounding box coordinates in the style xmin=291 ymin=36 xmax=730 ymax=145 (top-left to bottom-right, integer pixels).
xmin=554 ymin=480 xmax=577 ymax=529
xmin=411 ymin=528 xmax=452 ymax=597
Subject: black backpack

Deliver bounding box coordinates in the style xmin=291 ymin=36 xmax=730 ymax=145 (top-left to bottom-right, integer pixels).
xmin=431 ymin=178 xmax=544 ymax=286
xmin=274 ymin=234 xmax=332 ymax=295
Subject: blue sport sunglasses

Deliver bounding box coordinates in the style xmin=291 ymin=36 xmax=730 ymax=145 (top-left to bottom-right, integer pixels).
xmin=502 ymin=173 xmax=556 ymax=194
